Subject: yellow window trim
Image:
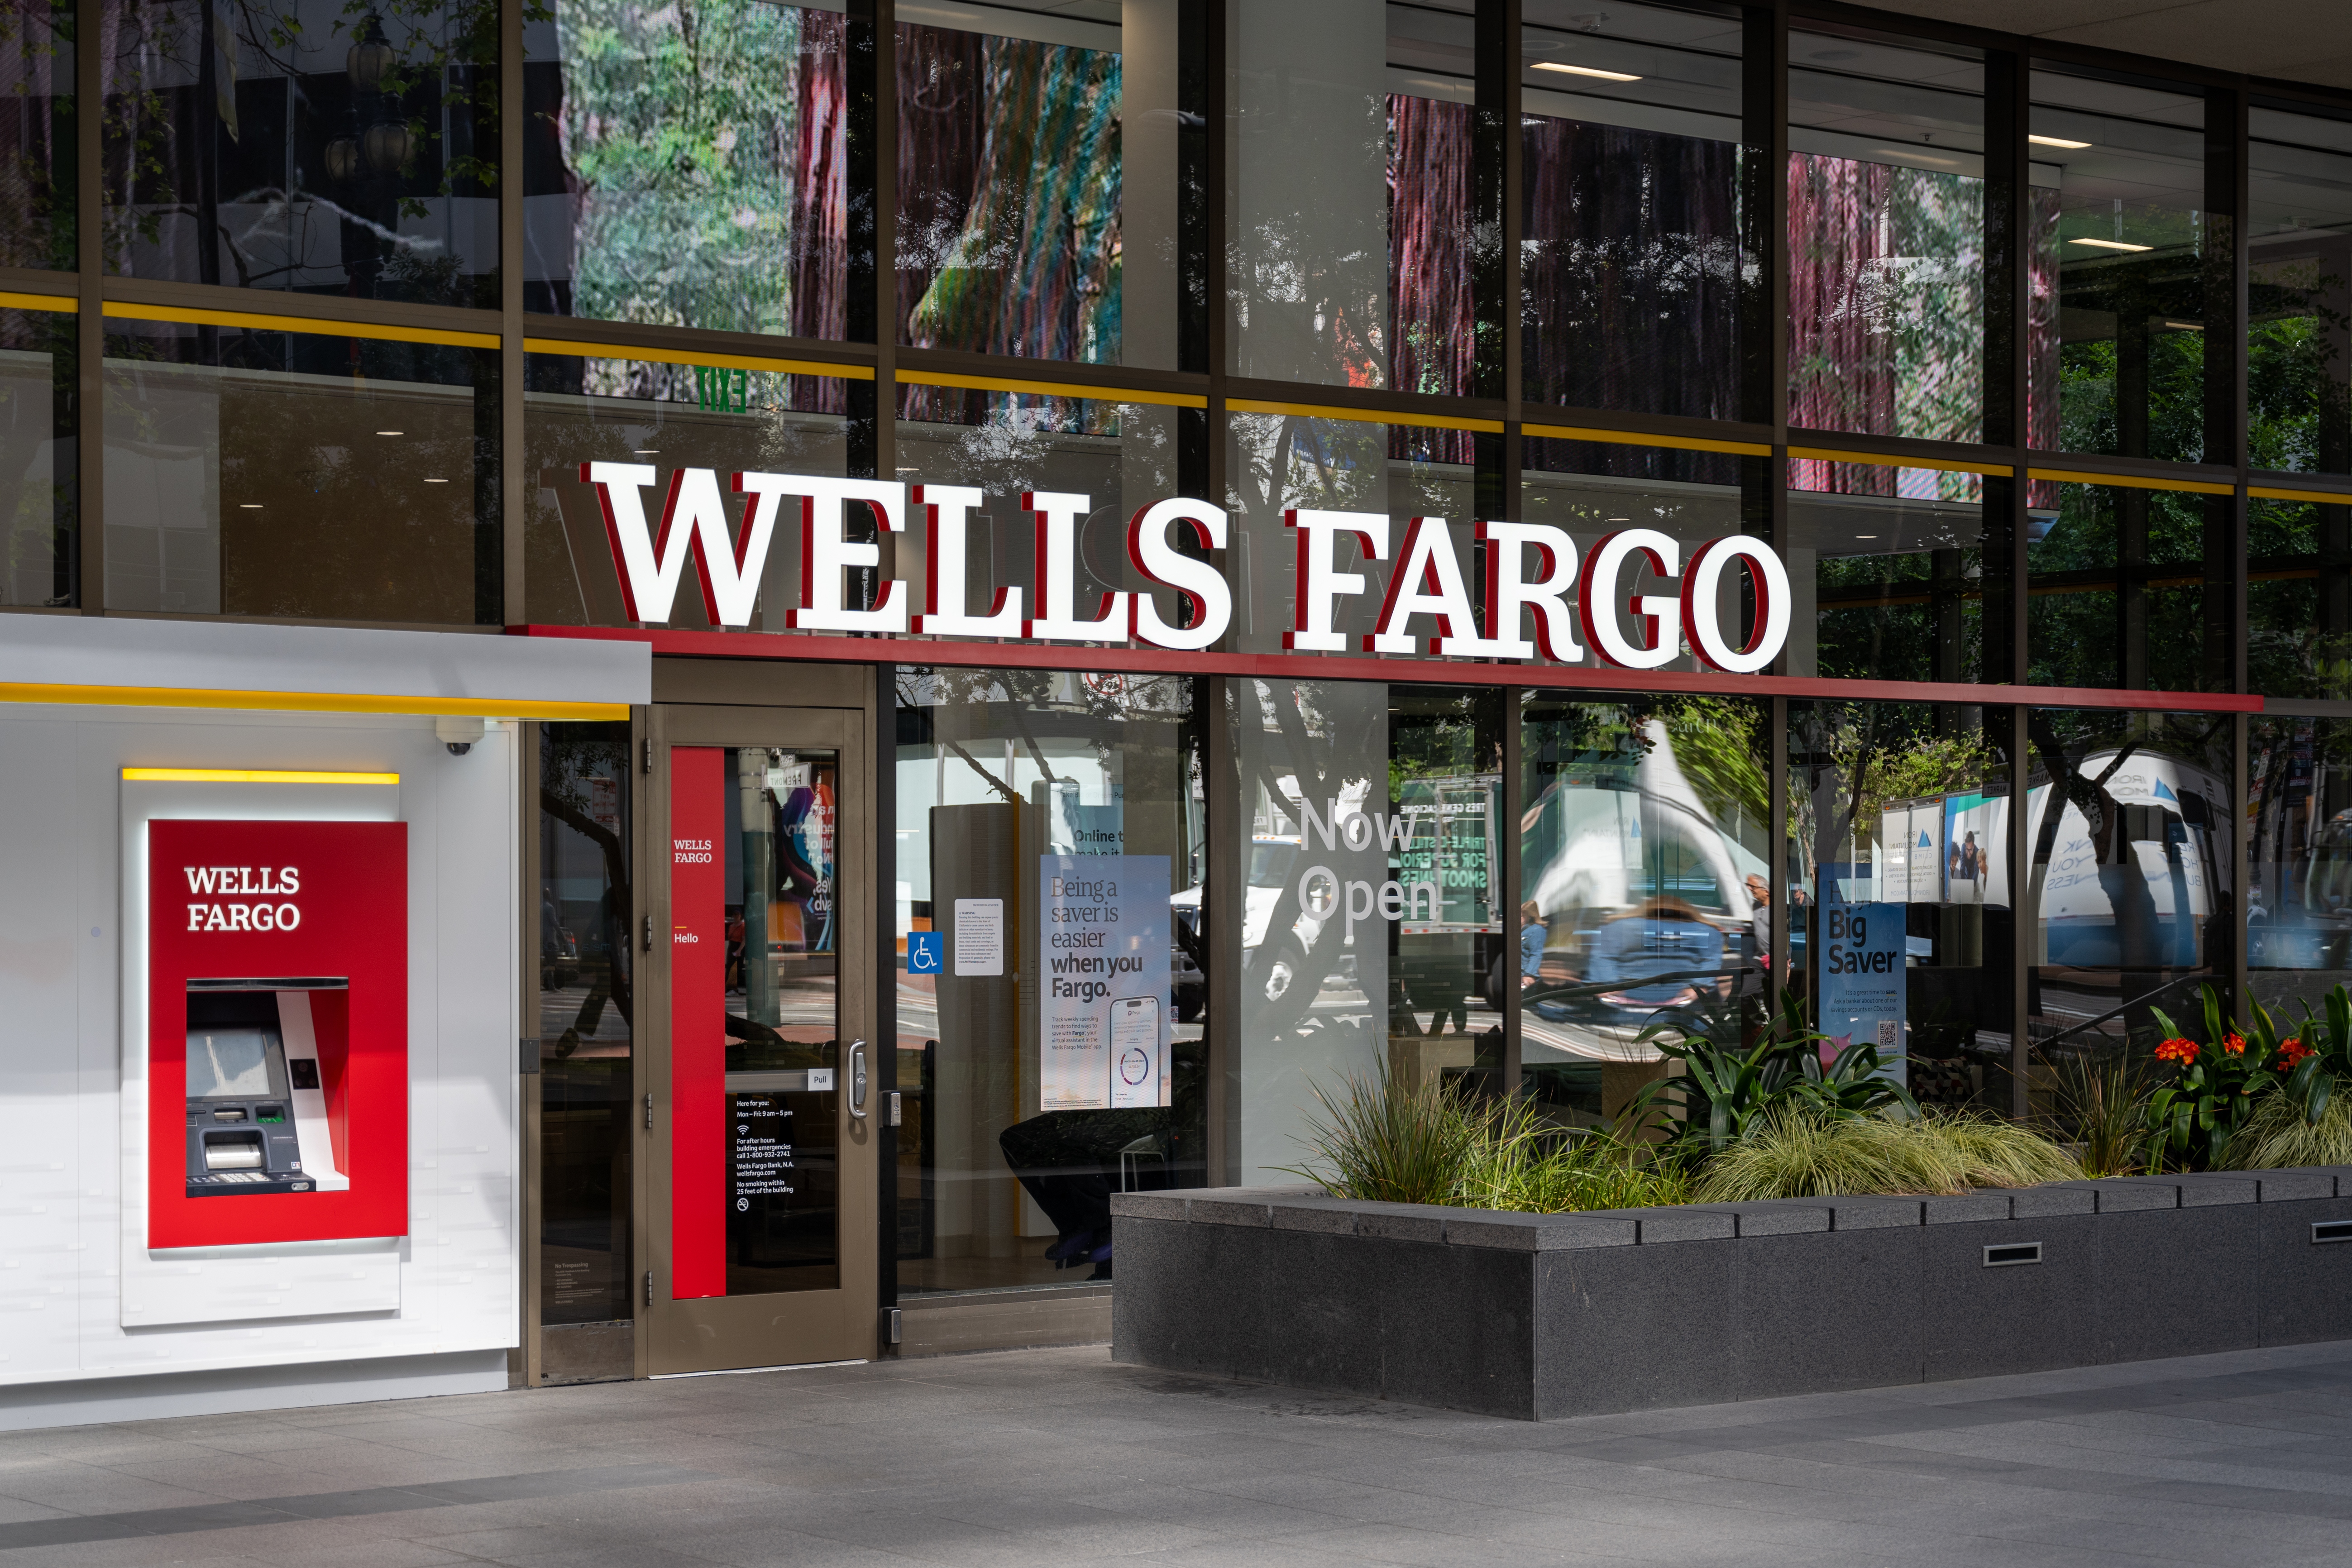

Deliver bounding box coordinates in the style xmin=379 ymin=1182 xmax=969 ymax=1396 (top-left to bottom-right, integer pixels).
xmin=0 ymin=289 xmax=76 ymax=314
xmin=1522 ymin=422 xmax=1769 ymax=458
xmin=1232 ymin=397 xmax=1504 ymax=434
xmin=1 ymin=683 xmax=627 ymax=722
xmin=522 ymin=337 xmax=876 ymax=381
xmin=899 ymin=369 xmax=1205 ymax=408
xmin=1788 ymin=445 xmax=2012 ymax=477
xmin=123 ymin=767 xmax=401 ymax=785
xmin=104 ymin=301 xmax=499 ymax=350
xmin=2250 ymin=484 xmax=2352 ymax=507
xmin=2027 ymin=466 xmax=2235 ymax=496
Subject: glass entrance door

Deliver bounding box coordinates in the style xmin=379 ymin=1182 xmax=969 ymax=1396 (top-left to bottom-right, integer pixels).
xmin=647 ymin=704 xmax=875 ymax=1373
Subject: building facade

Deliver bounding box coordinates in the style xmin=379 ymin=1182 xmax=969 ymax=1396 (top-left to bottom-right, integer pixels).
xmin=0 ymin=0 xmax=2349 ymax=1414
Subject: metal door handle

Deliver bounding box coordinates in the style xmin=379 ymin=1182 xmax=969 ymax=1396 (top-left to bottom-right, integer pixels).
xmin=850 ymin=1040 xmax=868 ymax=1119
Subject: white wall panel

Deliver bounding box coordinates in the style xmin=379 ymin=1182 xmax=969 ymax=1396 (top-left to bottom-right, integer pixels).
xmin=0 ymin=714 xmax=86 ymax=1382
xmin=0 ymin=704 xmax=520 ymax=1389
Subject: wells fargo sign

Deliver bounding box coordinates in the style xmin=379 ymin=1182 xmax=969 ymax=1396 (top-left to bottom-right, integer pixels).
xmin=581 ymin=465 xmax=1793 ymax=674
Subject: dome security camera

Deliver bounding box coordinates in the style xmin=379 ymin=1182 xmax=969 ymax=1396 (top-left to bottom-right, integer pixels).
xmin=435 ymin=716 xmax=487 ymax=756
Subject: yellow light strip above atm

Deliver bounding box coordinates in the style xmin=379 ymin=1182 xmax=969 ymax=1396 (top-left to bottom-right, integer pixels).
xmin=124 ymin=768 xmax=401 ymax=784
xmin=0 ymin=682 xmax=627 ymax=721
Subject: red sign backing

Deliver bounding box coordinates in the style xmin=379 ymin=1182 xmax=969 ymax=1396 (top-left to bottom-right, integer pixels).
xmin=148 ymin=818 xmax=409 ymax=1248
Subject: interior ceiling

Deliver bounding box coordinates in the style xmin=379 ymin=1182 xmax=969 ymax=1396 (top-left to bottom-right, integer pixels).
xmin=1851 ymin=0 xmax=2352 ymax=92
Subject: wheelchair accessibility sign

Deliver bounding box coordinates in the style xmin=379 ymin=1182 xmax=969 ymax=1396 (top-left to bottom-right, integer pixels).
xmin=906 ymin=930 xmax=942 ymax=974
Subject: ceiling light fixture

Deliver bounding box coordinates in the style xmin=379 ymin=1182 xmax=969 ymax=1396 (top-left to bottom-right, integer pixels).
xmin=2029 ymin=134 xmax=2091 ymax=149
xmin=1533 ymin=61 xmax=1642 ymax=81
xmin=634 ymin=449 xmax=660 ymax=455
xmin=239 ymin=503 xmax=263 ymax=509
xmin=2069 ymin=237 xmax=2150 ymax=252
xmin=423 ymin=477 xmax=451 ymax=483
xmin=2164 ymin=320 xmax=2204 ymax=331
xmin=376 ymin=429 xmax=404 ymax=435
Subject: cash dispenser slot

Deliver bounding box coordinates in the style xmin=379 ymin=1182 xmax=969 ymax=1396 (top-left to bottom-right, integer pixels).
xmin=202 ymin=1131 xmax=265 ymax=1170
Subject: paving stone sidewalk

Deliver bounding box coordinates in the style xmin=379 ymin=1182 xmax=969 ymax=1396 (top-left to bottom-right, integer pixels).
xmin=3 ymin=1341 xmax=2352 ymax=1566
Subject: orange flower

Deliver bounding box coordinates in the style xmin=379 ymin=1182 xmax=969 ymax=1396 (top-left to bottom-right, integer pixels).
xmin=2155 ymin=1037 xmax=2199 ymax=1065
xmin=2278 ymin=1038 xmax=2314 ymax=1070
xmin=2222 ymin=1033 xmax=2247 ymax=1056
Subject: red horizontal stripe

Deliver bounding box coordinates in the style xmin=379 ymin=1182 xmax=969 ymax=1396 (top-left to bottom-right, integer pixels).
xmin=507 ymin=625 xmax=2266 ymax=714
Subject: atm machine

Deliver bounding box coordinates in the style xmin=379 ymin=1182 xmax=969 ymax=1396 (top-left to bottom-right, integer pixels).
xmin=184 ymin=980 xmax=349 ymax=1197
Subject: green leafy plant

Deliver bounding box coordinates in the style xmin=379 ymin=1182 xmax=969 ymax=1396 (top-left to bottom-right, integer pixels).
xmin=2146 ymin=985 xmax=2285 ymax=1171
xmin=1692 ymin=1108 xmax=2081 ymax=1202
xmin=2266 ymin=985 xmax=2352 ymax=1127
xmin=1624 ymin=989 xmax=1920 ymax=1154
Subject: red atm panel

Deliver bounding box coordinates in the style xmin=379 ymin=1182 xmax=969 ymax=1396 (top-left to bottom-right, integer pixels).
xmin=148 ymin=818 xmax=409 ymax=1248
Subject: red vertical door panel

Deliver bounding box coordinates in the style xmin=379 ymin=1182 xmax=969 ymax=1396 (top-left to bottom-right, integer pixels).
xmin=669 ymin=747 xmax=728 ymax=1299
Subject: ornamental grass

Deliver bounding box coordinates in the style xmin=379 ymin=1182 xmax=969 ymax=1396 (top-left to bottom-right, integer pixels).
xmin=2219 ymin=1078 xmax=2352 ymax=1171
xmin=1691 ymin=1108 xmax=2083 ymax=1203
xmin=1283 ymin=1073 xmax=1692 ymax=1214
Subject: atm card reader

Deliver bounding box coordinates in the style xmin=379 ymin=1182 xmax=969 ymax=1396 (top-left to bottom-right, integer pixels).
xmin=185 ymin=991 xmax=314 ymax=1196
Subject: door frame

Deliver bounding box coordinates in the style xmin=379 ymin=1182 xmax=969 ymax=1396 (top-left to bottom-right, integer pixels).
xmin=638 ymin=699 xmax=879 ymax=1374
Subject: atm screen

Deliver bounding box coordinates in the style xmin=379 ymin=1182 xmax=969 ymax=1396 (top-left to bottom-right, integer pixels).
xmin=187 ymin=1027 xmax=283 ymax=1100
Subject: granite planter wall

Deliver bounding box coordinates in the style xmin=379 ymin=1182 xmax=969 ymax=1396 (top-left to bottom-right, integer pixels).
xmin=1109 ymin=1169 xmax=2352 ymax=1420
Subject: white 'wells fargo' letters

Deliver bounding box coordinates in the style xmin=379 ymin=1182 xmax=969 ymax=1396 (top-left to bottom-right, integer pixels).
xmin=581 ymin=468 xmax=1792 ymax=670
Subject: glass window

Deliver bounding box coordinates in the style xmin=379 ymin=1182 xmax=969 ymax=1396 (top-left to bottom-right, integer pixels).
xmin=2028 ymin=479 xmax=2223 ymax=692
xmin=100 ymin=0 xmax=498 ymax=304
xmin=1519 ymin=693 xmax=1771 ymax=1128
xmin=103 ymin=314 xmax=497 ymax=621
xmin=1 ymin=0 xmax=74 ymax=271
xmin=2250 ymin=107 xmax=2352 ymax=478
xmin=1791 ymin=701 xmax=2014 ymax=1114
xmin=522 ymin=351 xmax=851 ymax=627
xmin=524 ymin=0 xmax=846 ymax=335
xmin=1228 ymin=411 xmax=1479 ymax=657
xmin=1790 ymin=457 xmax=1990 ymax=684
xmin=0 ymin=303 xmax=76 ymax=608
xmin=1519 ymin=435 xmax=1748 ymax=675
xmin=1230 ymin=678 xmax=1503 ymax=1184
xmin=1787 ymin=31 xmax=1985 ymax=445
xmin=2032 ymin=68 xmax=2209 ymax=464
xmin=1521 ymin=0 xmax=1742 ymax=420
xmin=898 ymin=3 xmax=1191 ymax=369
xmin=2022 ymin=708 xmax=2233 ymax=1103
xmin=893 ymin=667 xmax=1207 ymax=1291
xmin=893 ymin=380 xmax=1194 ymax=647
xmin=2250 ymin=493 xmax=2352 ymax=701
xmin=691 ymin=743 xmax=841 ymax=1296
xmin=539 ymin=722 xmax=634 ymax=1329
xmin=1228 ymin=2 xmax=1477 ymax=392
xmin=2250 ymin=715 xmax=2352 ymax=1005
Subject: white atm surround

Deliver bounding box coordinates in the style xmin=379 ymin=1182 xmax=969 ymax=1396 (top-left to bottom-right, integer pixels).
xmin=119 ymin=771 xmax=406 ymax=1328
xmin=0 ymin=704 xmax=521 ymax=1419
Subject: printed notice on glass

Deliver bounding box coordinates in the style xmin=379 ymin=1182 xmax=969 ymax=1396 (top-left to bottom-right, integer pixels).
xmin=1038 ymin=855 xmax=1171 ymax=1111
xmin=953 ymin=897 xmax=1004 ymax=976
xmin=731 ymin=1094 xmax=794 ymax=1198
xmin=1815 ymin=873 xmax=1907 ymax=1087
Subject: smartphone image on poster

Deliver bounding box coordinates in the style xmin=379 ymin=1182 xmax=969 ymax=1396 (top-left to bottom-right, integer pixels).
xmin=1109 ymin=995 xmax=1161 ymax=1109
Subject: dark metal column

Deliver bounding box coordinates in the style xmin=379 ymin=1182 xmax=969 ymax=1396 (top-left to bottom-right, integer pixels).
xmin=499 ymin=0 xmax=526 ymax=626
xmin=75 ymin=0 xmax=100 ymax=612
xmin=874 ymin=661 xmax=899 ymax=1347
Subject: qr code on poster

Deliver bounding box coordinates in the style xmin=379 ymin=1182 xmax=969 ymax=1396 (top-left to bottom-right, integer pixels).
xmin=1877 ymin=1021 xmax=1900 ymax=1048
